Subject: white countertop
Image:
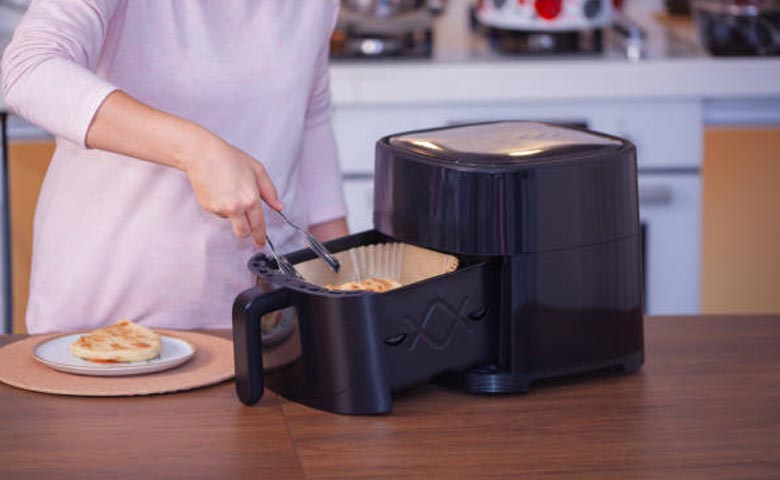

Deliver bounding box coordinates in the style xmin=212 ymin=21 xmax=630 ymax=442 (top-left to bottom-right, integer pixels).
xmin=330 ymin=56 xmax=780 ymax=106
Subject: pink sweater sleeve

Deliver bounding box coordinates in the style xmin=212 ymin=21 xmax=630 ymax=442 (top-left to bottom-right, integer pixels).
xmin=1 ymin=0 xmax=121 ymax=147
xmin=298 ymin=10 xmax=348 ymax=227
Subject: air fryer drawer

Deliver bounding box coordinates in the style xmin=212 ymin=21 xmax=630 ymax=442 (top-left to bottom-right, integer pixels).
xmin=236 ymin=230 xmax=500 ymax=414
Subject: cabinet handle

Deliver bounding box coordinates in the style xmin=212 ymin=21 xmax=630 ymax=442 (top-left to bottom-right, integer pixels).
xmin=639 ymin=185 xmax=673 ymax=206
xmin=342 ymin=173 xmax=374 ymax=181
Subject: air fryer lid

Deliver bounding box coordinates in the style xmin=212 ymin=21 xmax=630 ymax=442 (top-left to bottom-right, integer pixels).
xmin=387 ymin=121 xmax=624 ymax=166
xmin=374 ymin=121 xmax=639 ymax=256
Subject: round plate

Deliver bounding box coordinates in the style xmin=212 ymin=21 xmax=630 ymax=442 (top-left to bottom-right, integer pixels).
xmin=33 ymin=334 xmax=196 ymax=377
xmin=262 ymin=308 xmax=296 ymax=347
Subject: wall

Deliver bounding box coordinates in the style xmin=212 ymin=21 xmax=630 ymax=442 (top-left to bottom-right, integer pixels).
xmin=701 ymin=127 xmax=780 ymax=314
xmin=7 ymin=140 xmax=53 ymax=333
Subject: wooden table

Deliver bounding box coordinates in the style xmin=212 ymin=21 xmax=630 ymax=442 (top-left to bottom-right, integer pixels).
xmin=1 ymin=315 xmax=779 ymax=479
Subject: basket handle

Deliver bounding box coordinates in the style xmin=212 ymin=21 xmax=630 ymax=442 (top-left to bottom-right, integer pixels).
xmin=232 ymin=286 xmax=293 ymax=406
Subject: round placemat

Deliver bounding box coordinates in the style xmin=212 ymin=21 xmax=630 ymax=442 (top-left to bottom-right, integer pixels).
xmin=0 ymin=330 xmax=234 ymax=397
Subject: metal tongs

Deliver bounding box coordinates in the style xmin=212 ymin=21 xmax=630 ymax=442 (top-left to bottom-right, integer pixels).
xmin=264 ymin=209 xmax=340 ymax=280
xmin=265 ymin=236 xmax=304 ymax=280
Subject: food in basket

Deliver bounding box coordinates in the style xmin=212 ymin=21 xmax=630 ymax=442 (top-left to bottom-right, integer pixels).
xmin=326 ymin=277 xmax=402 ymax=293
xmin=261 ymin=310 xmax=283 ymax=335
xmin=69 ymin=319 xmax=162 ymax=363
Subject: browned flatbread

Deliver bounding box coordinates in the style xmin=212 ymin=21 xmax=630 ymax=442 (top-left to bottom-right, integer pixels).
xmin=326 ymin=277 xmax=402 ymax=293
xmin=69 ymin=319 xmax=162 ymax=363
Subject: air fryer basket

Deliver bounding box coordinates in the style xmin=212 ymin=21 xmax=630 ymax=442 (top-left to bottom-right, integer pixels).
xmin=233 ymin=230 xmax=501 ymax=414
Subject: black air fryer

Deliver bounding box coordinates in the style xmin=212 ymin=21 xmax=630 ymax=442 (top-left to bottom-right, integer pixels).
xmin=233 ymin=121 xmax=644 ymax=415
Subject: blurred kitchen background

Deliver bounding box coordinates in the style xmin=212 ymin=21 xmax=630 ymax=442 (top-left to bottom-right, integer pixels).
xmin=1 ymin=0 xmax=779 ymax=333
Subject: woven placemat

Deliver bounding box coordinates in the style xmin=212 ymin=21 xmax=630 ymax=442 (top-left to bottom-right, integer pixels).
xmin=0 ymin=330 xmax=234 ymax=397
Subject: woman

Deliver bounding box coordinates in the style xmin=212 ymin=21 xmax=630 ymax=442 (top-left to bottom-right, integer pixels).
xmin=1 ymin=0 xmax=348 ymax=333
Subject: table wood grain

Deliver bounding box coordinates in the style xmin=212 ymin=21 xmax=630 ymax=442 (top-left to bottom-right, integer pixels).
xmin=1 ymin=316 xmax=779 ymax=479
xmin=0 ymin=331 xmax=305 ymax=480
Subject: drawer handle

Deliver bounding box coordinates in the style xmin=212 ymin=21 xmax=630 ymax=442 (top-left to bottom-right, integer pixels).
xmin=468 ymin=307 xmax=488 ymax=321
xmin=639 ymin=185 xmax=673 ymax=206
xmin=383 ymin=333 xmax=408 ymax=346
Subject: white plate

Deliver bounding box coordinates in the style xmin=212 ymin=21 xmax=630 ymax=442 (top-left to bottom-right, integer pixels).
xmin=33 ymin=333 xmax=196 ymax=377
xmin=263 ymin=308 xmax=296 ymax=347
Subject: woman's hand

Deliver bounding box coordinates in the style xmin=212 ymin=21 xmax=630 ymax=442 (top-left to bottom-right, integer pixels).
xmin=309 ymin=217 xmax=349 ymax=242
xmin=183 ymin=137 xmax=283 ymax=246
xmin=86 ymin=91 xmax=282 ymax=246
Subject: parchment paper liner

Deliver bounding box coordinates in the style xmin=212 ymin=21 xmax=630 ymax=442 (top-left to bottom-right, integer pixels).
xmin=295 ymin=242 xmax=459 ymax=290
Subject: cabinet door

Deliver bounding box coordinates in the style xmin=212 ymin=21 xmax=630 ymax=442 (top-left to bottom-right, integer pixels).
xmin=701 ymin=127 xmax=780 ymax=314
xmin=9 ymin=140 xmax=54 ymax=333
xmin=342 ymin=177 xmax=374 ymax=233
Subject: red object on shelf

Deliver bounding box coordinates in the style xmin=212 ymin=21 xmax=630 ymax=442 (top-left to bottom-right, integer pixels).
xmin=535 ymin=0 xmax=562 ymax=20
xmin=612 ymin=0 xmax=624 ymax=9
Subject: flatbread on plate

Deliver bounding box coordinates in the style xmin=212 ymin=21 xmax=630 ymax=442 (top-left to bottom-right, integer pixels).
xmin=69 ymin=319 xmax=162 ymax=363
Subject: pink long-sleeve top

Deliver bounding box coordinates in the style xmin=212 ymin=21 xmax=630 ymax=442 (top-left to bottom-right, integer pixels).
xmin=2 ymin=0 xmax=347 ymax=333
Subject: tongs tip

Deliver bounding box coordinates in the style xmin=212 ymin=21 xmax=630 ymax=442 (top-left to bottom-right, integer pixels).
xmin=275 ymin=209 xmax=341 ymax=274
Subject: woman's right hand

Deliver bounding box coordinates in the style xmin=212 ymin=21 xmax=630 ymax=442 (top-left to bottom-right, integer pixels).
xmin=84 ymin=90 xmax=282 ymax=246
xmin=182 ymin=136 xmax=283 ymax=247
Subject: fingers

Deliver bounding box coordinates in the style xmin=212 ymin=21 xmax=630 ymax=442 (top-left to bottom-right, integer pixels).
xmin=230 ymin=214 xmax=251 ymax=240
xmin=244 ymin=201 xmax=266 ymax=247
xmin=254 ymin=163 xmax=284 ymax=211
xmin=226 ymin=196 xmax=265 ymax=247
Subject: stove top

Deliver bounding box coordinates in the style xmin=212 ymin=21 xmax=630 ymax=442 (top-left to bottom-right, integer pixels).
xmin=328 ymin=2 xmax=682 ymax=63
xmin=330 ymin=8 xmax=434 ymax=59
xmin=478 ymin=25 xmax=605 ymax=55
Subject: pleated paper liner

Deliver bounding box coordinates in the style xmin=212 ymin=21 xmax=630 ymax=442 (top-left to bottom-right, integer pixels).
xmin=295 ymin=242 xmax=459 ymax=290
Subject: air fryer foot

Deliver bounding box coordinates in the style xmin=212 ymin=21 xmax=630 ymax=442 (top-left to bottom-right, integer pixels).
xmin=436 ymin=350 xmax=645 ymax=395
xmin=619 ymin=350 xmax=644 ymax=374
xmin=435 ymin=365 xmax=532 ymax=394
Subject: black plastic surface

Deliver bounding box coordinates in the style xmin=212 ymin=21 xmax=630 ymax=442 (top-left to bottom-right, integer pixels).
xmin=0 ymin=112 xmax=11 ymax=333
xmin=233 ymin=122 xmax=645 ymax=416
xmin=235 ymin=230 xmax=499 ymax=414
xmin=233 ymin=286 xmax=293 ymax=405
xmin=375 ymin=121 xmax=639 ymax=256
xmin=439 ymin=234 xmax=644 ymax=393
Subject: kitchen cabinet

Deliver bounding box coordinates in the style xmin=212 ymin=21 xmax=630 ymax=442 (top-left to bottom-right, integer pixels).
xmin=7 ymin=139 xmax=53 ymax=333
xmin=701 ymin=126 xmax=780 ymax=314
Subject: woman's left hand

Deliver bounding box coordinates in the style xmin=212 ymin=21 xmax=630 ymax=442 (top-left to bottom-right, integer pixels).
xmin=309 ymin=217 xmax=349 ymax=242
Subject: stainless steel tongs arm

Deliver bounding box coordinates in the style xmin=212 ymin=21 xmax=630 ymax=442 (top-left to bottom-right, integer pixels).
xmin=265 ymin=236 xmax=304 ymax=280
xmin=274 ymin=210 xmax=340 ymax=273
